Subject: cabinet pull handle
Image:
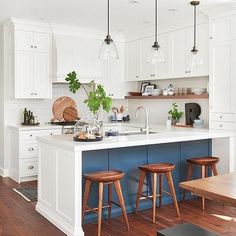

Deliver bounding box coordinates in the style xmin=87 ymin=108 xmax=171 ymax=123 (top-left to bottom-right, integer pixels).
xmin=34 ymin=46 xmax=37 ymax=49
xmin=50 ymin=133 xmax=53 ymax=135
xmin=219 ymin=116 xmax=223 ymax=119
xmin=28 ymin=147 xmax=34 ymax=151
xmin=30 ymin=45 xmax=34 ymax=48
xmin=220 ymin=124 xmax=223 ymax=128
xmin=30 ymin=93 xmax=34 ymax=95
xmin=34 ymin=93 xmax=37 ymax=95
xmin=28 ymin=165 xmax=35 ymax=170
xmin=30 ymin=134 xmax=33 ymax=137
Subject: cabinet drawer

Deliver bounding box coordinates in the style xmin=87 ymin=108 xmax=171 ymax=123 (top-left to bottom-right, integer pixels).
xmin=20 ymin=158 xmax=38 ymax=177
xmin=210 ymin=113 xmax=235 ymax=122
xmin=210 ymin=121 xmax=235 ymax=131
xmin=19 ymin=129 xmax=61 ymax=141
xmin=20 ymin=142 xmax=38 ymax=158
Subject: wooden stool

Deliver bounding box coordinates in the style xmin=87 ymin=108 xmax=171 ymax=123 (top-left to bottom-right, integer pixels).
xmin=182 ymin=156 xmax=219 ymax=210
xmin=135 ymin=163 xmax=180 ymax=223
xmin=82 ymin=170 xmax=130 ymax=236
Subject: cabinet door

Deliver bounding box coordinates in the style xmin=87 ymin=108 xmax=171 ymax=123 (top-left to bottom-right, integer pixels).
xmin=171 ymin=29 xmax=187 ymax=77
xmin=33 ymin=52 xmax=52 ymax=98
xmin=125 ymin=40 xmax=140 ymax=81
xmin=140 ymin=37 xmax=157 ymax=80
xmin=15 ymin=30 xmax=34 ymax=51
xmin=15 ymin=51 xmax=34 ymax=98
xmin=185 ymin=24 xmax=209 ymax=76
xmin=34 ymin=32 xmax=51 ymax=53
xmin=157 ymin=33 xmax=171 ymax=79
xmin=210 ymin=40 xmax=236 ymax=112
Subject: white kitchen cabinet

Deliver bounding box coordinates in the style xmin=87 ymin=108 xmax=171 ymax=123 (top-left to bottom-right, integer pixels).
xmin=104 ymin=42 xmax=137 ymax=99
xmin=8 ymin=126 xmax=62 ymax=183
xmin=140 ymin=37 xmax=158 ymax=80
xmin=125 ymin=40 xmax=141 ymax=81
xmin=52 ymin=34 xmax=103 ymax=83
xmin=125 ymin=24 xmax=209 ymax=82
xmin=14 ymin=30 xmax=52 ymax=99
xmin=4 ymin=20 xmax=53 ymax=99
xmin=171 ymin=24 xmax=209 ymax=78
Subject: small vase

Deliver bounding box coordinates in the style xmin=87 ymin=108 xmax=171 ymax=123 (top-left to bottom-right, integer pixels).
xmin=171 ymin=119 xmax=179 ymax=125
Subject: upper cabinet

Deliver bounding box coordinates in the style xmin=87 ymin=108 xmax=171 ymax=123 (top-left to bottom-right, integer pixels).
xmin=15 ymin=31 xmax=52 ymax=99
xmin=125 ymin=40 xmax=141 ymax=81
xmin=4 ymin=19 xmax=52 ymax=99
xmin=209 ymin=15 xmax=236 ymax=113
xmin=125 ymin=23 xmax=209 ymax=81
xmin=52 ymin=34 xmax=103 ymax=83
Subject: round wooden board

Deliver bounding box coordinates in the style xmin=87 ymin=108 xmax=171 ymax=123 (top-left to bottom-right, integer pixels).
xmin=63 ymin=107 xmax=79 ymax=122
xmin=51 ymin=96 xmax=76 ymax=121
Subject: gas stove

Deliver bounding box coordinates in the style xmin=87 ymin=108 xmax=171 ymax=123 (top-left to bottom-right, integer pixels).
xmin=51 ymin=121 xmax=77 ymax=134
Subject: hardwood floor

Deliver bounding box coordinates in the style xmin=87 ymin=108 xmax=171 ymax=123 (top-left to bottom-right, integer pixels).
xmin=1 ymin=176 xmax=236 ymax=236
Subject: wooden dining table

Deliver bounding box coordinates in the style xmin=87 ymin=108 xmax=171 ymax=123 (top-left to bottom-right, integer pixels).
xmin=179 ymin=172 xmax=236 ymax=207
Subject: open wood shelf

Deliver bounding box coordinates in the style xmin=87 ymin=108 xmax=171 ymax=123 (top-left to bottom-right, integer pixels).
xmin=125 ymin=93 xmax=209 ymax=100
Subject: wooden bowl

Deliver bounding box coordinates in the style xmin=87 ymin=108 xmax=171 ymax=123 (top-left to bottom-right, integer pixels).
xmin=128 ymin=92 xmax=142 ymax=96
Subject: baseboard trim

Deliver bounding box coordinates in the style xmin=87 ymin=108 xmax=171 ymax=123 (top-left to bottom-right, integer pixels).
xmin=0 ymin=167 xmax=9 ymax=177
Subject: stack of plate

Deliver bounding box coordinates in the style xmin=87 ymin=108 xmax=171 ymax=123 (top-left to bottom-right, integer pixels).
xmin=150 ymin=89 xmax=162 ymax=96
xmin=191 ymin=88 xmax=206 ymax=95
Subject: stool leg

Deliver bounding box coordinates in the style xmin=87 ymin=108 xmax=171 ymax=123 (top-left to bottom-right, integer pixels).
xmin=152 ymin=173 xmax=157 ymax=223
xmin=98 ymin=182 xmax=104 ymax=236
xmin=114 ymin=180 xmax=130 ymax=231
xmin=211 ymin=164 xmax=218 ymax=176
xmin=135 ymin=170 xmax=146 ymax=213
xmin=82 ymin=179 xmax=91 ymax=223
xmin=201 ymin=165 xmax=206 ymax=211
xmin=182 ymin=163 xmax=193 ymax=201
xmin=165 ymin=171 xmax=180 ymax=217
xmin=108 ymin=184 xmax=112 ymax=218
xmin=159 ymin=174 xmax=163 ymax=208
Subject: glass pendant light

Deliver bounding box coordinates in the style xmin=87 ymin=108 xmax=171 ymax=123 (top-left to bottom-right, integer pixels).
xmin=147 ymin=0 xmax=165 ymax=64
xmin=188 ymin=1 xmax=203 ymax=68
xmin=99 ymin=0 xmax=119 ymax=60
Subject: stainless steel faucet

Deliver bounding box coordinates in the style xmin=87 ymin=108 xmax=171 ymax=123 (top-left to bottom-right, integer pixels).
xmin=135 ymin=106 xmax=149 ymax=135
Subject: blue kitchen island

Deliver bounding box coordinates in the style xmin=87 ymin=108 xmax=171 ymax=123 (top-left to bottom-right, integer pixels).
xmin=36 ymin=127 xmax=233 ymax=236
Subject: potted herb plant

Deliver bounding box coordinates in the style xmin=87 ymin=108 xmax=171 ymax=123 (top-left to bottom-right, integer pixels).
xmin=65 ymin=71 xmax=112 ymax=140
xmin=168 ymin=103 xmax=184 ymax=125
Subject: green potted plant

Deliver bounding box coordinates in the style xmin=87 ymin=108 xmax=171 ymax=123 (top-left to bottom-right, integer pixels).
xmin=65 ymin=71 xmax=112 ymax=120
xmin=168 ymin=103 xmax=184 ymax=125
xmin=65 ymin=71 xmax=112 ymax=140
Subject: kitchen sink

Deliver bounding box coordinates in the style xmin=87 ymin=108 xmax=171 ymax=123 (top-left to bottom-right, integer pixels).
xmin=118 ymin=130 xmax=159 ymax=136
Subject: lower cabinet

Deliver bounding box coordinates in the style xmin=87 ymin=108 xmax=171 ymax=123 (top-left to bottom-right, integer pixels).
xmin=8 ymin=127 xmax=62 ymax=183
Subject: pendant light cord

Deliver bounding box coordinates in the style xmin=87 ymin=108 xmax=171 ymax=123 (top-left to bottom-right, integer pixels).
xmin=107 ymin=0 xmax=110 ymax=36
xmin=155 ymin=0 xmax=157 ymax=42
xmin=194 ymin=4 xmax=197 ymax=48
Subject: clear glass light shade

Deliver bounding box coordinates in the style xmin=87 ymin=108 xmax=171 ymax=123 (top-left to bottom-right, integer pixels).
xmin=188 ymin=50 xmax=203 ymax=68
xmin=147 ymin=44 xmax=165 ymax=64
xmin=99 ymin=39 xmax=119 ymax=60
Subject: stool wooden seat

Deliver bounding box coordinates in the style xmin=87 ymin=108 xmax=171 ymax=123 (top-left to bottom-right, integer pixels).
xmin=183 ymin=156 xmax=219 ymax=211
xmin=139 ymin=163 xmax=175 ymax=173
xmin=136 ymin=163 xmax=180 ymax=223
xmin=82 ymin=170 xmax=129 ymax=236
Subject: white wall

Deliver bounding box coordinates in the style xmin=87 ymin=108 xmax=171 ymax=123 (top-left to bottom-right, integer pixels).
xmin=0 ymin=25 xmax=4 ymax=172
xmin=128 ymin=77 xmax=209 ymax=126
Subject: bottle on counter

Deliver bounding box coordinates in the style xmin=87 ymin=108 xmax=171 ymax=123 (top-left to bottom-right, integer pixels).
xmin=29 ymin=112 xmax=35 ymax=125
xmin=166 ymin=116 xmax=172 ymax=129
xmin=23 ymin=108 xmax=28 ymax=124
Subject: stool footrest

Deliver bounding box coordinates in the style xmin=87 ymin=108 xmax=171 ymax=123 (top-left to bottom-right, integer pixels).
xmin=84 ymin=204 xmax=111 ymax=214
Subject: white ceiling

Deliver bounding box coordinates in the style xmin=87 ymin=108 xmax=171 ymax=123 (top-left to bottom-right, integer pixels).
xmin=0 ymin=0 xmax=233 ymax=35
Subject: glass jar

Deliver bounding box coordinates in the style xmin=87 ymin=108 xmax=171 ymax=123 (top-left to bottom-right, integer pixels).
xmin=74 ymin=117 xmax=103 ymax=141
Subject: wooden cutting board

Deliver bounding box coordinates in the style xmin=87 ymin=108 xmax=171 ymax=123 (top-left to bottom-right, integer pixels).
xmin=63 ymin=107 xmax=79 ymax=122
xmin=51 ymin=96 xmax=77 ymax=122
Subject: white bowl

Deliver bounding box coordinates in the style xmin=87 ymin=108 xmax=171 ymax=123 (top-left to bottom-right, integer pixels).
xmin=151 ymin=89 xmax=162 ymax=96
xmin=191 ymin=88 xmax=206 ymax=95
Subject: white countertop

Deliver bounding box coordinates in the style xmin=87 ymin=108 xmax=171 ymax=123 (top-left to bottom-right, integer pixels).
xmin=8 ymin=124 xmax=63 ymax=131
xmin=37 ymin=125 xmax=234 ymax=152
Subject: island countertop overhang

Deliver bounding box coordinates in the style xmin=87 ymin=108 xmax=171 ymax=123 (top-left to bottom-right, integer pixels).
xmin=37 ymin=127 xmax=234 ymax=152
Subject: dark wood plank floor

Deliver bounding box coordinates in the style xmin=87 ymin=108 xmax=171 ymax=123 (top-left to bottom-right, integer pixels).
xmin=1 ymin=176 xmax=236 ymax=236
